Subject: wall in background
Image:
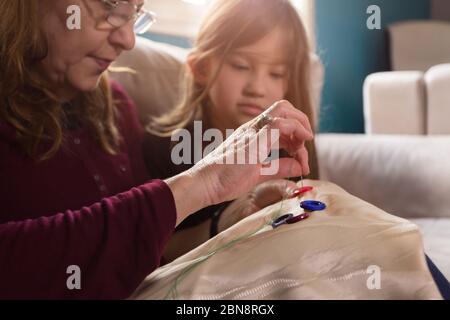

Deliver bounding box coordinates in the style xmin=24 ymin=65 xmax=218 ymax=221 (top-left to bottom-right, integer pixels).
xmin=432 ymin=0 xmax=450 ymax=20
xmin=144 ymin=33 xmax=193 ymax=49
xmin=316 ymin=0 xmax=431 ymax=133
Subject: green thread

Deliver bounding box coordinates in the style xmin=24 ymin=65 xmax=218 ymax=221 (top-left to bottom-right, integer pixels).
xmin=164 ymin=162 xmax=297 ymax=299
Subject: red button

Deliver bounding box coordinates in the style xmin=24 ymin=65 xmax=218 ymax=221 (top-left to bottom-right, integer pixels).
xmin=292 ymin=186 xmax=314 ymax=197
xmin=286 ymin=212 xmax=310 ymax=224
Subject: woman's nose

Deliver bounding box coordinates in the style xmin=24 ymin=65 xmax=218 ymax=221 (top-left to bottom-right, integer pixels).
xmin=109 ymin=21 xmax=136 ymax=51
xmin=243 ymin=72 xmax=266 ymax=98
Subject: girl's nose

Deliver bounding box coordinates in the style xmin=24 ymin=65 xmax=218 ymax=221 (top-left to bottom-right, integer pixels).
xmin=243 ymin=72 xmax=266 ymax=98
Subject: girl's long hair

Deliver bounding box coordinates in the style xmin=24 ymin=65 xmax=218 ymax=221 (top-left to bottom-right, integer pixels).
xmin=0 ymin=0 xmax=119 ymax=160
xmin=148 ymin=0 xmax=319 ymax=178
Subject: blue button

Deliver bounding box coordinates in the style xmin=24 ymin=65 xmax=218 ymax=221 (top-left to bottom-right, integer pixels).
xmin=271 ymin=214 xmax=294 ymax=229
xmin=300 ymin=200 xmax=326 ymax=211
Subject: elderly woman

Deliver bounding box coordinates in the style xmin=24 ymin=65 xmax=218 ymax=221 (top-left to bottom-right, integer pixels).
xmin=0 ymin=0 xmax=313 ymax=299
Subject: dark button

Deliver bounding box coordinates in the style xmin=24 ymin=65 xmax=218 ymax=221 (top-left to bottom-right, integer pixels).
xmin=300 ymin=200 xmax=326 ymax=212
xmin=94 ymin=174 xmax=101 ymax=182
xmin=99 ymin=185 xmax=107 ymax=192
xmin=73 ymin=138 xmax=81 ymax=145
xmin=120 ymin=165 xmax=127 ymax=172
xmin=271 ymin=213 xmax=294 ymax=229
xmin=286 ymin=212 xmax=310 ymax=224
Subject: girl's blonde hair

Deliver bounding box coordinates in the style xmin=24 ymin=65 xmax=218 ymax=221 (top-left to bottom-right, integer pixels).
xmin=149 ymin=0 xmax=319 ymax=178
xmin=0 ymin=0 xmax=119 ymax=161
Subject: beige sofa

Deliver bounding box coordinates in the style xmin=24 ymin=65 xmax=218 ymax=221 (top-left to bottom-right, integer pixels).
xmin=111 ymin=36 xmax=450 ymax=279
xmin=364 ymin=64 xmax=450 ymax=135
xmin=363 ymin=20 xmax=450 ymax=135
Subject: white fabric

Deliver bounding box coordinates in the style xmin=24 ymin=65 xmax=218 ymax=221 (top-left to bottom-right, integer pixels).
xmin=425 ymin=64 xmax=450 ymax=135
xmin=131 ymin=180 xmax=441 ymax=300
xmin=411 ymin=218 xmax=450 ymax=280
xmin=363 ymin=71 xmax=426 ymax=134
xmin=317 ymin=134 xmax=450 ymax=281
xmin=388 ymin=20 xmax=450 ymax=72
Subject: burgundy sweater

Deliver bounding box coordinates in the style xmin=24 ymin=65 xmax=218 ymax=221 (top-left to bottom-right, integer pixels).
xmin=0 ymin=82 xmax=177 ymax=299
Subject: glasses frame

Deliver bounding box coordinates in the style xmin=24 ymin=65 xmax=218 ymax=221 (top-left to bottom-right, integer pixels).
xmin=101 ymin=0 xmax=157 ymax=34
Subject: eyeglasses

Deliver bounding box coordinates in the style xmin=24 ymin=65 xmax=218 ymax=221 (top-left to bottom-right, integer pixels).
xmin=101 ymin=0 xmax=157 ymax=34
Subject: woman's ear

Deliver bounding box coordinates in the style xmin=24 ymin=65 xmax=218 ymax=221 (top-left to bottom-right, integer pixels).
xmin=187 ymin=55 xmax=210 ymax=85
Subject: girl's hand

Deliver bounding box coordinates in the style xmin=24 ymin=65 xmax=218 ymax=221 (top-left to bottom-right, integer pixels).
xmin=217 ymin=179 xmax=299 ymax=233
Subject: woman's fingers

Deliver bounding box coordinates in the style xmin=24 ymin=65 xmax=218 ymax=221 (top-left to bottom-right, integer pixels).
xmin=189 ymin=99 xmax=314 ymax=209
xmin=295 ymin=147 xmax=310 ymax=176
xmin=259 ymin=158 xmax=304 ymax=183
xmin=269 ymin=117 xmax=313 ymax=149
xmin=266 ymin=100 xmax=313 ymax=135
xmin=255 ymin=117 xmax=312 ymax=166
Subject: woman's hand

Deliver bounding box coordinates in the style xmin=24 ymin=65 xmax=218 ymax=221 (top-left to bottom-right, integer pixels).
xmin=167 ymin=100 xmax=313 ymax=225
xmin=195 ymin=100 xmax=312 ymax=203
xmin=217 ymin=179 xmax=299 ymax=233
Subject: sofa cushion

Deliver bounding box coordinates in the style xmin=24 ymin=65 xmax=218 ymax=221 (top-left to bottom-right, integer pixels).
xmin=110 ymin=37 xmax=188 ymax=123
xmin=316 ymin=134 xmax=450 ymax=219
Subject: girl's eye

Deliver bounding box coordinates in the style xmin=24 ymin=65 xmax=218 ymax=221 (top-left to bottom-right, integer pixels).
xmin=270 ymin=72 xmax=285 ymax=79
xmin=231 ymin=63 xmax=250 ymax=71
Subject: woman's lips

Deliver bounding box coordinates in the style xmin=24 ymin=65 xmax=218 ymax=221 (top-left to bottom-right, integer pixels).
xmin=91 ymin=57 xmax=112 ymax=70
xmin=237 ymin=103 xmax=265 ymax=117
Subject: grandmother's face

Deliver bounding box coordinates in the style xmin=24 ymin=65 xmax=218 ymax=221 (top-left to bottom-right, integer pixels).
xmin=38 ymin=0 xmax=141 ymax=99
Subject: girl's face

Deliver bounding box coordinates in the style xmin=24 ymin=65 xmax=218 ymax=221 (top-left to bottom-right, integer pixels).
xmin=205 ymin=26 xmax=289 ymax=132
xmin=38 ymin=0 xmax=141 ymax=101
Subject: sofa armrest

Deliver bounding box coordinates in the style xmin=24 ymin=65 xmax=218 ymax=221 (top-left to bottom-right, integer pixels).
xmin=363 ymin=71 xmax=426 ymax=134
xmin=425 ymin=64 xmax=450 ymax=135
xmin=316 ymin=134 xmax=450 ymax=218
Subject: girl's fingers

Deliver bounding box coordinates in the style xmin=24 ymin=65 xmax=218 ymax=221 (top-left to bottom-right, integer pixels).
xmin=252 ymin=179 xmax=298 ymax=208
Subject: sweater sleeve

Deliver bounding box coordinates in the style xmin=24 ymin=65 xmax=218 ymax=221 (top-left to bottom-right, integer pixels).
xmin=0 ymin=179 xmax=176 ymax=299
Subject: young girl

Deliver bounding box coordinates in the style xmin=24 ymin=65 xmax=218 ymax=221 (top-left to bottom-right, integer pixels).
xmin=144 ymin=0 xmax=319 ymax=262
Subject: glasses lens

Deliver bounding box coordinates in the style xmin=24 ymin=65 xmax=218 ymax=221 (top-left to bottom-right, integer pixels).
xmin=134 ymin=12 xmax=156 ymax=34
xmin=107 ymin=2 xmax=134 ymax=27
